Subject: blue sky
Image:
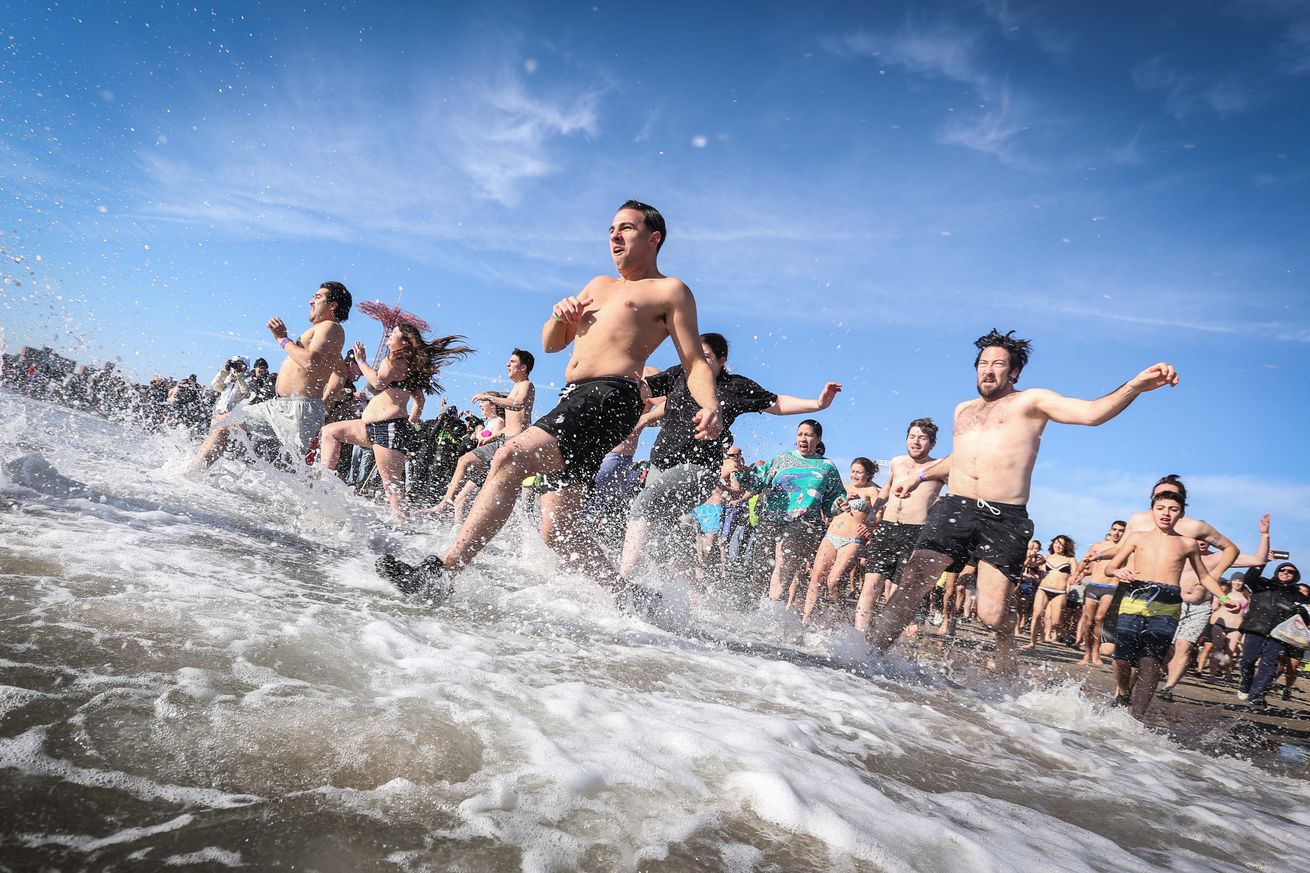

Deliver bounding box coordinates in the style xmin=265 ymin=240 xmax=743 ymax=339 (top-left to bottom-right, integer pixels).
xmin=2 ymin=0 xmax=1308 ymax=558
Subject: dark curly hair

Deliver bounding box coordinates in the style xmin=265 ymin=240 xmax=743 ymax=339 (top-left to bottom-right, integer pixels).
xmin=973 ymin=329 xmax=1032 ymax=379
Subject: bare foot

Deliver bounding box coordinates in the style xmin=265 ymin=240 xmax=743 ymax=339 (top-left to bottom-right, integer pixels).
xmin=1020 ymin=643 xmax=1037 ymax=650
xmin=1090 ymin=657 xmax=1105 ymax=666
xmin=1077 ymin=656 xmax=1090 ymax=665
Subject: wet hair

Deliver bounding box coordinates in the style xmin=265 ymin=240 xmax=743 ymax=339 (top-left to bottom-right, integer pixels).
xmin=1152 ymin=489 xmax=1186 ymax=510
xmin=320 ymin=281 xmax=352 ymax=321
xmin=1049 ymin=535 xmax=1075 ymax=556
xmin=481 ymin=390 xmax=508 ymax=420
xmin=1152 ymin=474 xmax=1187 ymax=505
xmin=511 ymin=348 xmax=535 ymax=375
xmin=1111 ymin=519 xmax=1127 ymax=529
xmin=389 ymin=324 xmax=474 ymax=395
xmin=907 ymin=417 xmax=938 ymax=446
xmin=973 ymin=329 xmax=1032 ymax=380
xmin=798 ymin=418 xmax=823 ymax=438
xmin=815 ymin=441 xmax=827 ymax=457
xmin=700 ymin=332 xmax=729 ymax=360
xmin=620 ymin=199 xmax=667 ymax=251
xmin=852 ymin=457 xmax=878 ymax=478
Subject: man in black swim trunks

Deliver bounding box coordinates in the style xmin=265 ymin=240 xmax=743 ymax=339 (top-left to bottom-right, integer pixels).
xmin=873 ymin=329 xmax=1180 ymax=674
xmin=379 ymin=201 xmax=722 ymax=608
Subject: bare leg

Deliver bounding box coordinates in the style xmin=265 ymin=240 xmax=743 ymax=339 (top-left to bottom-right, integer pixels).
xmin=1077 ymin=597 xmax=1099 ymax=664
xmin=869 ymin=549 xmax=952 ymax=651
xmin=1160 ymin=639 xmax=1193 ymax=692
xmin=855 ymin=571 xmax=886 ymax=631
xmin=539 ymin=485 xmax=623 ymax=587
xmin=453 ymin=480 xmax=479 ymax=525
xmin=319 ymin=419 xmax=370 ymax=475
xmin=372 ymin=444 xmax=409 ymax=521
xmin=191 ymin=422 xmax=232 ymax=470
xmin=1131 ymin=656 xmax=1163 ymax=719
xmin=441 ymin=452 xmax=483 ymax=506
xmin=826 ymin=545 xmax=861 ymax=603
xmin=1045 ymin=594 xmax=1067 ymax=642
xmin=973 ymin=562 xmax=1019 ymax=674
xmin=618 ymin=517 xmax=652 ymax=580
xmin=936 ymin=571 xmax=959 ymax=636
xmin=1283 ymin=656 xmax=1301 ymax=697
xmin=802 ymin=538 xmax=838 ymax=622
xmin=1025 ymin=589 xmax=1049 ymax=649
xmin=441 ymin=428 xmax=563 ymax=572
xmin=1113 ymin=659 xmax=1133 ymax=699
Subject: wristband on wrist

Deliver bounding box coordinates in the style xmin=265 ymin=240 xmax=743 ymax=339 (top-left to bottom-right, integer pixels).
xmin=278 ymin=337 xmax=292 ymax=349
xmin=918 ymin=471 xmax=928 ymax=482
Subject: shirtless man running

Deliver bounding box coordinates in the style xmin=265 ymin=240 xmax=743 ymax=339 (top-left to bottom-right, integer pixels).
xmin=379 ymin=201 xmax=722 ymax=606
xmin=191 ymin=282 xmax=350 ymax=470
xmin=1075 ymin=519 xmax=1126 ymax=666
xmin=436 ymin=348 xmax=537 ymax=511
xmin=853 ymin=418 xmax=944 ymax=632
xmin=869 ymin=329 xmax=1179 ymax=674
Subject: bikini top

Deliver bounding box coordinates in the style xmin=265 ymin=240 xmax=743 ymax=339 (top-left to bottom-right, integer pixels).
xmin=846 ymin=497 xmax=872 ymax=513
xmin=1046 ymin=559 xmax=1073 ymax=574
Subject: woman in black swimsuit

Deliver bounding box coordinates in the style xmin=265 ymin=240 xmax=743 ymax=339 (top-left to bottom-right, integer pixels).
xmin=1025 ymin=534 xmax=1076 ymax=648
xmin=318 ymin=324 xmax=470 ymax=520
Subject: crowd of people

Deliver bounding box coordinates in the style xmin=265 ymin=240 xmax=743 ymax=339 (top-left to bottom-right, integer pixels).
xmin=12 ymin=200 xmax=1306 ymax=724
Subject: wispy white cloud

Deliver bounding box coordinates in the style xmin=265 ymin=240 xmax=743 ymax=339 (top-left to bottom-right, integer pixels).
xmin=977 ymin=0 xmax=1074 ymax=56
xmin=822 ymin=19 xmax=1037 ymax=168
xmin=1131 ymin=57 xmax=1258 ymax=118
xmin=136 ymin=52 xmax=604 ymax=280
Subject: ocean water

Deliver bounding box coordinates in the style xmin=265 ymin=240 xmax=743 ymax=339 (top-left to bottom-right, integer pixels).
xmin=1 ymin=390 xmax=1306 ymax=872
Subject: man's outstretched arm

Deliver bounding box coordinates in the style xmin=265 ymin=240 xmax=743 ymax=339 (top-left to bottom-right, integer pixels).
xmin=1031 ymin=363 xmax=1179 ymax=426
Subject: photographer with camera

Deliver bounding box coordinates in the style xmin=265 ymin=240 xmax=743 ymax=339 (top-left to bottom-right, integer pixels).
xmin=210 ymin=356 xmax=251 ymax=419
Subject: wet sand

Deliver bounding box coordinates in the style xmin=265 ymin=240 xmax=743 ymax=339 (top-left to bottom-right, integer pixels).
xmin=918 ymin=618 xmax=1310 ymax=777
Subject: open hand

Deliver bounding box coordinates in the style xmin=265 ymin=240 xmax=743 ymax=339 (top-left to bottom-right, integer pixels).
xmin=817 ymin=381 xmax=843 ymax=409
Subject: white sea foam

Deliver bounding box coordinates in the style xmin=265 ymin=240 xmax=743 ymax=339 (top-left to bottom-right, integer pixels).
xmin=1 ymin=390 xmax=1307 ymax=871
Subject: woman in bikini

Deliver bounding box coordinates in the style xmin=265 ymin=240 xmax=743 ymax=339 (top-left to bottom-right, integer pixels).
xmin=801 ymin=458 xmax=882 ymax=624
xmin=1198 ymin=576 xmax=1248 ymax=677
xmin=1025 ymin=534 xmax=1076 ymax=648
xmin=318 ymin=324 xmax=470 ymax=521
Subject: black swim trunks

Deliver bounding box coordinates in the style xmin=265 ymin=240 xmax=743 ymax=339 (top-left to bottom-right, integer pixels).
xmin=365 ymin=417 xmax=416 ymax=452
xmin=533 ymin=377 xmax=644 ymax=487
xmin=863 ymin=521 xmax=923 ymax=579
xmin=914 ymin=495 xmax=1034 ymax=584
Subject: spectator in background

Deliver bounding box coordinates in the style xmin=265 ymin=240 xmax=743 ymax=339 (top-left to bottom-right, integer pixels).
xmin=247 ymin=357 xmax=276 ymax=404
xmin=1238 ymin=561 xmax=1309 ymax=709
xmin=210 ymin=356 xmax=250 ymax=418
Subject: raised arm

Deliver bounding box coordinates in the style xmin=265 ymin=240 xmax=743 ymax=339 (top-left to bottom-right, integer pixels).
xmin=765 ymin=382 xmax=842 ymax=416
xmin=1217 ymin=514 xmax=1271 ymax=569
xmin=1029 ymin=363 xmax=1178 ymax=426
xmin=665 ymin=282 xmax=722 ymax=439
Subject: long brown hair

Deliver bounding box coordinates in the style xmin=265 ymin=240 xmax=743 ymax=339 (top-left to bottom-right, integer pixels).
xmin=389 ymin=324 xmax=474 ymax=395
